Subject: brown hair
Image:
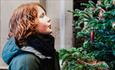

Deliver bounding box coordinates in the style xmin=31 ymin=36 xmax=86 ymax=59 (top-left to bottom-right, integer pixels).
xmin=8 ymin=2 xmax=46 ymax=45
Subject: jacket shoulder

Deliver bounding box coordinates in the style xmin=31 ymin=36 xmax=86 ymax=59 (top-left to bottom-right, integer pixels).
xmin=9 ymin=54 xmax=40 ymax=70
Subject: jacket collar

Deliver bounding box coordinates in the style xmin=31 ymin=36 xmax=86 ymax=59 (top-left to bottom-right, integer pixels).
xmin=2 ymin=37 xmax=53 ymax=65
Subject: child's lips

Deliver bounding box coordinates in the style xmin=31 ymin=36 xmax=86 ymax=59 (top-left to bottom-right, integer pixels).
xmin=48 ymin=25 xmax=51 ymax=29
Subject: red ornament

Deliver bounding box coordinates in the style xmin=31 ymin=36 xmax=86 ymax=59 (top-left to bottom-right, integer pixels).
xmin=90 ymin=31 xmax=94 ymax=42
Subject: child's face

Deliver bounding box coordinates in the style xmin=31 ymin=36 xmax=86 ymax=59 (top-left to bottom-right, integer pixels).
xmin=35 ymin=6 xmax=52 ymax=34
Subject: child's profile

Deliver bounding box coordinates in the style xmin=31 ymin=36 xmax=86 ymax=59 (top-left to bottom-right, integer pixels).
xmin=2 ymin=2 xmax=60 ymax=70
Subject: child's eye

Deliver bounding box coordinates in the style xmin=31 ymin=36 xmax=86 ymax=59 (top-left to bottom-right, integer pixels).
xmin=40 ymin=13 xmax=44 ymax=18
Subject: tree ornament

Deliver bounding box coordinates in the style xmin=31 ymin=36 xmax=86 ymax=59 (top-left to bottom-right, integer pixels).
xmin=90 ymin=31 xmax=94 ymax=42
xmin=112 ymin=22 xmax=115 ymax=29
xmin=113 ymin=0 xmax=115 ymax=5
xmin=97 ymin=0 xmax=101 ymax=5
xmin=98 ymin=7 xmax=105 ymax=20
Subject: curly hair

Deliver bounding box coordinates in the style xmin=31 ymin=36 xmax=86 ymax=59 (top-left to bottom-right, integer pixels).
xmin=8 ymin=3 xmax=46 ymax=46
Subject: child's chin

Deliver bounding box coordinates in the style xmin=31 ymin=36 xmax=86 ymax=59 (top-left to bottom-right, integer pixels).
xmin=43 ymin=30 xmax=52 ymax=35
xmin=46 ymin=29 xmax=52 ymax=34
xmin=47 ymin=30 xmax=52 ymax=34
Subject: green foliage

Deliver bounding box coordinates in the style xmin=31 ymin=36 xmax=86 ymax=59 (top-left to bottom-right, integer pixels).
xmin=59 ymin=48 xmax=109 ymax=70
xmin=59 ymin=0 xmax=115 ymax=70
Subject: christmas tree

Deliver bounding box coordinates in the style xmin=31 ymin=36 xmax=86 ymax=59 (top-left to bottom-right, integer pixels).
xmin=59 ymin=0 xmax=115 ymax=70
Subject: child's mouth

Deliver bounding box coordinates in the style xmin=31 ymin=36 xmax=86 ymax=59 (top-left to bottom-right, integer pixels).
xmin=48 ymin=25 xmax=51 ymax=29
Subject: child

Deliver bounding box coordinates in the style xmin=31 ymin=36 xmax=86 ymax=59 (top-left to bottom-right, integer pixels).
xmin=2 ymin=2 xmax=60 ymax=70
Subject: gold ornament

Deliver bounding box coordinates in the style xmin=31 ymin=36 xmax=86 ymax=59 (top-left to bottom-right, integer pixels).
xmin=98 ymin=7 xmax=105 ymax=20
xmin=112 ymin=22 xmax=115 ymax=29
xmin=113 ymin=0 xmax=115 ymax=5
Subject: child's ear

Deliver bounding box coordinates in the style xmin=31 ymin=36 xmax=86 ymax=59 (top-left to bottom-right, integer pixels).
xmin=27 ymin=14 xmax=35 ymax=21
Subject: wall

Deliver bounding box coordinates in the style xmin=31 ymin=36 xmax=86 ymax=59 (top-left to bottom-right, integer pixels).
xmin=46 ymin=0 xmax=73 ymax=50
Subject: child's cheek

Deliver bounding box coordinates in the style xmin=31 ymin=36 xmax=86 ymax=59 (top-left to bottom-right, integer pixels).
xmin=39 ymin=24 xmax=48 ymax=33
xmin=42 ymin=25 xmax=48 ymax=31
